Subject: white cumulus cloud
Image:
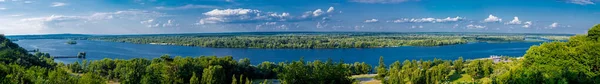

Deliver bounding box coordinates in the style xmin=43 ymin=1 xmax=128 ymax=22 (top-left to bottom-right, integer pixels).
xmin=51 ymin=2 xmax=67 ymax=7
xmin=505 ymin=17 xmax=522 ymax=24
xmin=327 ymin=7 xmax=335 ymax=13
xmin=364 ymin=19 xmax=379 ymax=23
xmin=549 ymin=22 xmax=559 ymax=28
xmin=392 ymin=16 xmax=464 ymax=23
xmin=312 ymin=9 xmax=324 ymax=17
xmin=483 ymin=14 xmax=502 ymax=22
xmin=203 ymin=8 xmax=261 ymax=16
xmin=522 ymin=21 xmax=532 ymax=28
xmin=199 ymin=7 xmax=337 ymax=24
xmin=411 ymin=25 xmax=423 ymax=28
xmin=466 ymin=24 xmax=486 ymax=29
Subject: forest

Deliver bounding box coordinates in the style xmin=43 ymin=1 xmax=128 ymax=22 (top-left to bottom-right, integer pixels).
xmin=67 ymin=33 xmax=570 ymax=49
xmin=0 ymin=24 xmax=598 ymax=84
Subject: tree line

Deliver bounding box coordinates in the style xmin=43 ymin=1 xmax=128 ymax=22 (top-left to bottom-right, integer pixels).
xmin=374 ymin=24 xmax=600 ymax=84
xmin=79 ymin=33 xmax=544 ymax=49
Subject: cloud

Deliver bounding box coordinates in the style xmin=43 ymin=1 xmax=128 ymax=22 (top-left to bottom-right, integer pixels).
xmin=203 ymin=8 xmax=261 ymax=16
xmin=155 ymin=4 xmax=220 ymax=10
xmin=466 ymin=24 xmax=486 ymax=29
xmin=505 ymin=17 xmax=522 ymax=24
xmin=21 ymin=10 xmax=164 ymax=28
xmin=312 ymin=9 xmax=325 ymax=17
xmin=364 ymin=19 xmax=379 ymax=23
xmin=265 ymin=22 xmax=277 ymax=25
xmin=51 ymin=2 xmax=67 ymax=7
xmin=141 ymin=19 xmax=179 ymax=28
xmin=198 ymin=7 xmax=337 ymax=24
xmin=411 ymin=25 xmax=423 ymax=28
xmin=522 ymin=21 xmax=532 ymax=28
xmin=9 ymin=14 xmax=23 ymax=17
xmin=549 ymin=22 xmax=558 ymax=28
xmin=21 ymin=15 xmax=85 ymax=23
xmin=327 ymin=7 xmax=335 ymax=13
xmin=0 ymin=18 xmax=47 ymax=34
xmin=566 ymin=0 xmax=595 ymax=5
xmin=198 ymin=17 xmax=225 ymax=25
xmin=0 ymin=8 xmax=6 ymax=10
xmin=483 ymin=14 xmax=502 ymax=22
xmin=0 ymin=0 xmax=4 ymax=2
xmin=349 ymin=0 xmax=415 ymax=4
xmin=391 ymin=16 xmax=464 ymax=23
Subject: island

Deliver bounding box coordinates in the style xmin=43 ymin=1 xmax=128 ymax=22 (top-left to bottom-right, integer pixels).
xmin=80 ymin=32 xmax=571 ymax=48
xmin=66 ymin=40 xmax=77 ymax=45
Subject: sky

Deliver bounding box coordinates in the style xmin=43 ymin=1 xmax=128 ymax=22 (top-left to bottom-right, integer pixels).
xmin=1 ymin=0 xmax=599 ymax=35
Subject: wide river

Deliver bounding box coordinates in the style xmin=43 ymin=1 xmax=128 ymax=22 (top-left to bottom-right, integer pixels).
xmin=14 ymin=39 xmax=542 ymax=65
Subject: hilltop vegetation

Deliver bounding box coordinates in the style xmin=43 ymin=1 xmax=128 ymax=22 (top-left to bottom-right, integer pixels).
xmin=376 ymin=24 xmax=600 ymax=83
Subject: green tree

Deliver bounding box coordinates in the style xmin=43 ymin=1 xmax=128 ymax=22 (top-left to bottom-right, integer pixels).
xmin=48 ymin=69 xmax=78 ymax=84
xmin=588 ymin=24 xmax=600 ymax=40
xmin=115 ymin=58 xmax=151 ymax=84
xmin=79 ymin=72 xmax=106 ymax=84
xmin=141 ymin=63 xmax=162 ymax=84
xmin=69 ymin=62 xmax=82 ymax=73
xmin=375 ymin=56 xmax=387 ymax=80
xmin=201 ymin=65 xmax=225 ymax=84
xmin=190 ymin=72 xmax=200 ymax=84
xmin=454 ymin=57 xmax=464 ymax=74
xmin=232 ymin=74 xmax=237 ymax=84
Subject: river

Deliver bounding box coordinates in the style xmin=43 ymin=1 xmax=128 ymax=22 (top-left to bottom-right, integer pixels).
xmin=14 ymin=39 xmax=542 ymax=65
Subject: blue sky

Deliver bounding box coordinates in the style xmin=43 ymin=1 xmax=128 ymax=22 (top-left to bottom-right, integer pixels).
xmin=1 ymin=0 xmax=599 ymax=34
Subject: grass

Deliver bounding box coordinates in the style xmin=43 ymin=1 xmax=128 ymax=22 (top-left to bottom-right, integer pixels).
xmin=362 ymin=79 xmax=381 ymax=84
xmin=350 ymin=74 xmax=377 ymax=78
xmin=451 ymin=74 xmax=474 ymax=83
xmin=450 ymin=73 xmax=493 ymax=84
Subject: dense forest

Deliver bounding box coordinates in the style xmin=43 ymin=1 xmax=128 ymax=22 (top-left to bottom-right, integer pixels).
xmin=0 ymin=25 xmax=598 ymax=84
xmin=376 ymin=25 xmax=600 ymax=83
xmin=74 ymin=33 xmax=569 ymax=49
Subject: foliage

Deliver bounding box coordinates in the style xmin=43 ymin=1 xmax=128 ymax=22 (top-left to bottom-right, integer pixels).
xmin=589 ymin=24 xmax=600 ymax=40
xmin=454 ymin=57 xmax=464 ymax=74
xmin=493 ymin=25 xmax=600 ymax=83
xmin=277 ymin=58 xmax=355 ymax=84
xmin=201 ymin=65 xmax=225 ymax=84
xmin=76 ymin=33 xmax=559 ymax=48
xmin=375 ymin=56 xmax=386 ymax=80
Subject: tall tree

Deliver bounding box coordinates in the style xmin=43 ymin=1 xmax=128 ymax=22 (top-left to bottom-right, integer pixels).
xmin=78 ymin=72 xmax=105 ymax=84
xmin=588 ymin=24 xmax=600 ymax=40
xmin=375 ymin=56 xmax=387 ymax=80
xmin=201 ymin=65 xmax=224 ymax=84
xmin=454 ymin=57 xmax=464 ymax=74
xmin=189 ymin=72 xmax=199 ymax=84
xmin=232 ymin=74 xmax=237 ymax=84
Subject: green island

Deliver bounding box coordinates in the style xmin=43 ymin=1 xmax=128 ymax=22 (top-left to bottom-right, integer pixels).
xmin=0 ymin=25 xmax=598 ymax=84
xmin=66 ymin=40 xmax=78 ymax=45
xmin=73 ymin=32 xmax=570 ymax=49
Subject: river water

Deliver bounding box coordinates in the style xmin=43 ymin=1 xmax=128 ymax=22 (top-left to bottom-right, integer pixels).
xmin=14 ymin=39 xmax=542 ymax=65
